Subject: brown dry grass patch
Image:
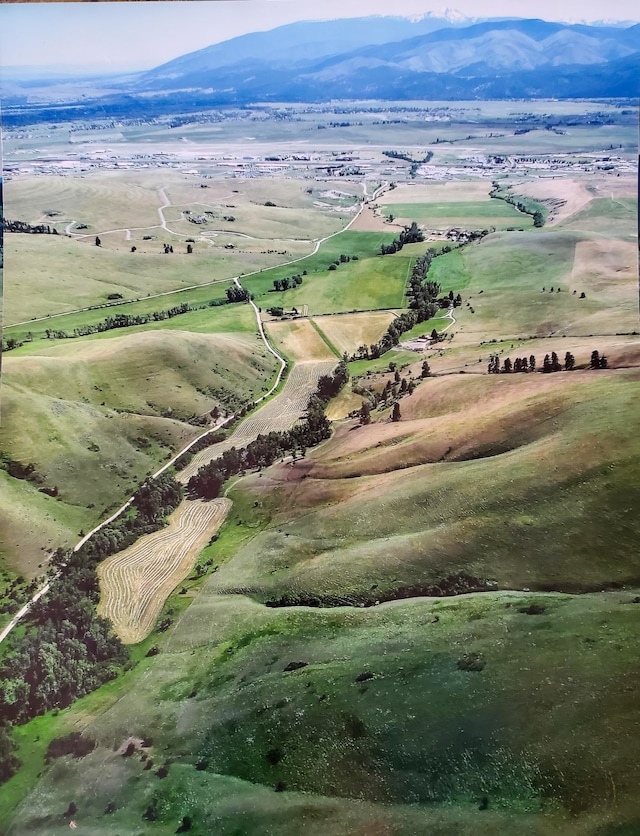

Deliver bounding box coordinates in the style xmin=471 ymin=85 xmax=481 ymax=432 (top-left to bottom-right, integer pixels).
xmin=510 ymin=177 xmax=593 ymax=225
xmin=313 ymin=312 xmax=396 ymax=356
xmin=377 ymin=182 xmax=490 ymax=205
xmin=98 ymin=497 xmax=231 ymax=644
xmin=265 ymin=319 xmax=337 ymax=362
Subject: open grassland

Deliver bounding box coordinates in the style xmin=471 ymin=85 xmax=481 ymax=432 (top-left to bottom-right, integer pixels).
xmin=418 ymin=228 xmax=638 ymax=341
xmin=177 ymin=360 xmax=338 ymax=484
xmin=379 ymin=182 xmax=492 ymax=204
xmin=4 ymin=232 xmax=314 ymax=325
xmin=6 ymin=289 xmax=257 ymax=348
xmin=247 ymin=252 xmax=411 ymax=316
xmin=5 ymin=172 xmax=357 ymax=239
xmin=311 ymin=312 xmax=398 ymax=356
xmin=559 ymin=196 xmax=638 ymax=240
xmin=0 ymin=471 xmax=89 ymax=578
xmin=3 ymin=171 xmax=359 ymax=322
xmin=0 ymin=327 xmax=277 ymax=574
xmin=208 ymin=368 xmax=640 ymax=603
xmin=9 ymin=587 xmax=640 ymax=834
xmin=383 ymin=200 xmax=533 ymax=230
xmin=264 ymin=319 xmax=338 ymax=363
xmin=98 ymin=498 xmax=231 ymax=644
xmin=5 ymin=174 xmax=165 ymax=232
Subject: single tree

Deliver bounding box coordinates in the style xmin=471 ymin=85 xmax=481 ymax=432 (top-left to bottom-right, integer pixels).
xmin=359 ymin=402 xmax=371 ymax=425
xmin=95 ymin=236 xmax=101 ymax=247
xmin=391 ymin=402 xmax=401 ymax=422
xmin=564 ymin=352 xmax=575 ymax=371
xmin=421 ymin=360 xmax=431 ymax=378
xmin=529 ymin=355 xmax=536 ymax=372
xmin=187 ymin=244 xmax=193 ymax=254
xmin=590 ymin=350 xmax=600 ymax=369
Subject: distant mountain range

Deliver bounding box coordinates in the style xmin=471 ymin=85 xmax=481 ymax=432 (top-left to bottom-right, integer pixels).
xmin=3 ymin=15 xmax=640 ymax=122
xmin=130 ymin=15 xmax=640 ymax=101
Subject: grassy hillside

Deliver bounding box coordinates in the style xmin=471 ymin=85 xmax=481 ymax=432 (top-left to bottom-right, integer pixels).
xmin=3 ymin=153 xmax=639 ymax=834
xmin=0 ymin=327 xmax=277 ymax=575
xmin=202 ymin=368 xmax=640 ymax=604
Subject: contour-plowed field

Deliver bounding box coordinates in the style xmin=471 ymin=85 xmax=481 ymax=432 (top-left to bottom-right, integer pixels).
xmin=178 ymin=360 xmax=337 ymax=483
xmin=98 ymin=497 xmax=231 ymax=644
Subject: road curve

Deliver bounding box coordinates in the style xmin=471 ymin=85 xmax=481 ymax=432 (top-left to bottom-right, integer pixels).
xmin=0 ymin=183 xmax=387 ymax=642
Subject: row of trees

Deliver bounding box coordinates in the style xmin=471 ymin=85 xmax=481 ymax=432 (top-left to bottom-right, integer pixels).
xmin=379 ymin=221 xmax=424 ymax=255
xmin=188 ymin=361 xmax=348 ymax=500
xmin=3 ymin=218 xmax=59 ymax=235
xmin=0 ymin=470 xmax=183 ymax=763
xmin=382 ymin=150 xmax=433 ymax=177
xmin=488 ymin=350 xmax=607 ymax=374
xmin=352 ymin=248 xmax=450 ymax=361
xmin=489 ymin=183 xmax=544 ymax=228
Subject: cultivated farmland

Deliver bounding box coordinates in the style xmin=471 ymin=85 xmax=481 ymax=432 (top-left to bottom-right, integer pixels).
xmin=177 ymin=359 xmax=338 ymax=483
xmin=98 ymin=497 xmax=231 ymax=644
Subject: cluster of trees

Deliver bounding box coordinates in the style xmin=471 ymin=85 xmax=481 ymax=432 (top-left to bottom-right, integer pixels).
xmin=0 ymin=469 xmax=183 ymax=783
xmin=0 ymin=482 xmax=185 ymax=782
xmin=488 ymin=350 xmax=608 ymax=374
xmin=382 ymin=149 xmax=433 ymax=176
xmin=489 ymin=183 xmax=544 ymax=228
xmin=225 ymin=285 xmax=250 ymax=303
xmin=352 ymin=250 xmax=450 ymax=361
xmin=272 ymin=274 xmax=304 ymax=292
xmin=188 ymin=361 xmax=348 ymax=500
xmin=379 ymin=221 xmax=424 ymax=255
xmin=328 ymin=253 xmax=358 ymax=271
xmin=590 ymin=350 xmax=608 ymax=369
xmin=3 ymin=218 xmax=59 ymax=235
xmin=355 ymin=364 xmax=419 ymax=424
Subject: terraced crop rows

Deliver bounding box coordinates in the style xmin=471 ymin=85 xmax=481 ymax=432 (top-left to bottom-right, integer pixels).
xmin=98 ymin=497 xmax=231 ymax=644
xmin=178 ymin=360 xmax=337 ymax=483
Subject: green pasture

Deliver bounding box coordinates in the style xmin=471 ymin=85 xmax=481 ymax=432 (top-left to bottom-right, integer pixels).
xmin=559 ymin=197 xmax=638 ymax=239
xmin=249 ymin=254 xmax=410 ymax=315
xmin=4 ymin=282 xmax=251 ymax=348
xmin=3 ymin=233 xmax=252 ymax=324
xmin=384 ymin=200 xmax=534 ymax=229
xmin=8 ymin=583 xmax=640 ymax=833
xmin=427 ymin=230 xmax=589 ymax=338
xmin=348 ymin=350 xmax=419 ymax=377
xmin=397 ymin=311 xmax=451 ymax=342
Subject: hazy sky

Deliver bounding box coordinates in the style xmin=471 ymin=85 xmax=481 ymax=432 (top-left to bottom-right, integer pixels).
xmin=1 ymin=0 xmax=638 ymax=72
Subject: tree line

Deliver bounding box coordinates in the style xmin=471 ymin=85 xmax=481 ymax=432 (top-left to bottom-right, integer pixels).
xmin=352 ymin=247 xmax=452 ymax=361
xmin=3 ymin=218 xmax=59 ymax=235
xmin=1 ymin=293 xmax=241 ymax=349
xmin=0 ymin=471 xmax=183 ymax=783
xmin=382 ymin=150 xmax=433 ymax=177
xmin=187 ymin=361 xmax=348 ymax=500
xmin=379 ymin=221 xmax=425 ymax=255
xmin=489 ymin=183 xmax=544 ymax=228
xmin=488 ymin=350 xmax=607 ymax=374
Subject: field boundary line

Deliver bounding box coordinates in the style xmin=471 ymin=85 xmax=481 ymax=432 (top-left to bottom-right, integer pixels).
xmin=5 ymin=183 xmax=383 ymax=330
xmin=308 ymin=319 xmax=342 ymax=358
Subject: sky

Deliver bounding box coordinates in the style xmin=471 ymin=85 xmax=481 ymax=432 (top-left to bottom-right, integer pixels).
xmin=1 ymin=0 xmax=639 ymax=73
